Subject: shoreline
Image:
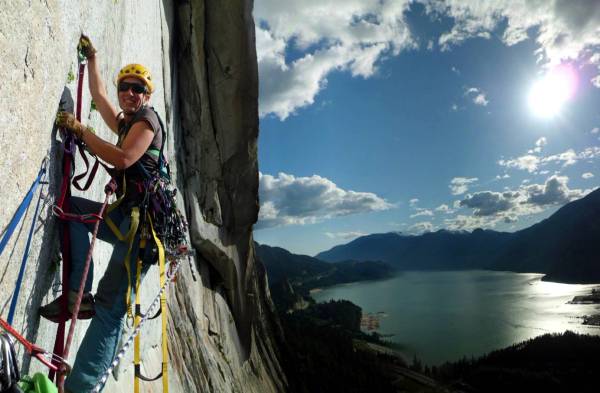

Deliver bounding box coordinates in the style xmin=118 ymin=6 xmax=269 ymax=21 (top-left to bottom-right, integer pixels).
xmin=569 ymin=287 xmax=600 ymax=326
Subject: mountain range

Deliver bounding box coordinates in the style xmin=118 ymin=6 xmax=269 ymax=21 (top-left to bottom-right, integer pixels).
xmin=256 ymin=242 xmax=395 ymax=290
xmin=316 ymin=187 xmax=600 ymax=284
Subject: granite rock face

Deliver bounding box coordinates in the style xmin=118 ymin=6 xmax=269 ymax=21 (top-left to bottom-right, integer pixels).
xmin=0 ymin=1 xmax=285 ymax=392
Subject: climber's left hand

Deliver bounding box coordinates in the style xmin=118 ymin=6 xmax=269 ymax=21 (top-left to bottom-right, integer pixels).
xmin=56 ymin=111 xmax=86 ymax=139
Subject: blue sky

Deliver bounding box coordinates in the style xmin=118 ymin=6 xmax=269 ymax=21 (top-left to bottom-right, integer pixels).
xmin=252 ymin=0 xmax=600 ymax=256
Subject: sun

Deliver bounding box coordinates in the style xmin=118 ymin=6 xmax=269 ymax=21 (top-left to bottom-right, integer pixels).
xmin=528 ymin=65 xmax=578 ymax=119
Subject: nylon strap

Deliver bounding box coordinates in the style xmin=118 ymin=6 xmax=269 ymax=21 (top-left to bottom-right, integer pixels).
xmin=103 ymin=175 xmax=140 ymax=319
xmin=5 ymin=160 xmax=47 ymax=325
xmin=151 ymin=215 xmax=168 ymax=393
xmin=146 ymin=148 xmax=160 ymax=159
xmin=50 ymin=60 xmax=86 ymax=383
xmin=133 ymin=215 xmax=168 ymax=392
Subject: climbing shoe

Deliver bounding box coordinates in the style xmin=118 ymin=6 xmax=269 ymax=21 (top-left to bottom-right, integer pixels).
xmin=39 ymin=291 xmax=95 ymax=323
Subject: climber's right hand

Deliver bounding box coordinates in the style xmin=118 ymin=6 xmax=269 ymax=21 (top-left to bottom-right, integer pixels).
xmin=78 ymin=34 xmax=97 ymax=59
xmin=56 ymin=111 xmax=87 ymax=139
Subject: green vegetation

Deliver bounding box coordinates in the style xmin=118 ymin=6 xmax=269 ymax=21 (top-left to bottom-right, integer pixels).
xmin=277 ymin=300 xmax=405 ymax=393
xmin=66 ymin=69 xmax=75 ymax=83
xmin=428 ymin=331 xmax=600 ymax=392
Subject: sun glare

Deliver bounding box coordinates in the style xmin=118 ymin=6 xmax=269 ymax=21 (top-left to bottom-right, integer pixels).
xmin=528 ymin=65 xmax=578 ymax=119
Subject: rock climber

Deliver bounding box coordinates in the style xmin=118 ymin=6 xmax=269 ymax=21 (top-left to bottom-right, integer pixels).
xmin=39 ymin=34 xmax=164 ymax=392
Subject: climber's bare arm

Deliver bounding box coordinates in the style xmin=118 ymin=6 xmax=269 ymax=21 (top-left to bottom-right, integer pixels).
xmin=80 ymin=120 xmax=154 ymax=169
xmin=87 ymin=56 xmax=119 ymax=134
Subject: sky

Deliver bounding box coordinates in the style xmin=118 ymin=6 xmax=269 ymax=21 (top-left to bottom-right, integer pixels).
xmin=252 ymin=0 xmax=600 ymax=257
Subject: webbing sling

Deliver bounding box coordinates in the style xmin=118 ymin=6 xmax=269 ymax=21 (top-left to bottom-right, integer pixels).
xmin=50 ymin=61 xmax=85 ymax=382
xmin=3 ymin=160 xmax=47 ymax=325
xmin=0 ymin=160 xmax=47 ymax=258
xmin=103 ymin=177 xmax=140 ymax=319
xmin=133 ymin=215 xmax=168 ymax=393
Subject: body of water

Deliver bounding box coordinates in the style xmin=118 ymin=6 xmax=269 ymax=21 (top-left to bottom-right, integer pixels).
xmin=312 ymin=270 xmax=600 ymax=365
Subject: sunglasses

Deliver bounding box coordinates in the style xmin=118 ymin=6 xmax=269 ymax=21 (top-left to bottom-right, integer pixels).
xmin=118 ymin=81 xmax=147 ymax=94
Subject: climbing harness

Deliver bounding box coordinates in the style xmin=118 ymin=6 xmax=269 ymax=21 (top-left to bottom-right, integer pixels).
xmin=91 ymin=257 xmax=183 ymax=393
xmin=2 ymin=159 xmax=48 ymax=325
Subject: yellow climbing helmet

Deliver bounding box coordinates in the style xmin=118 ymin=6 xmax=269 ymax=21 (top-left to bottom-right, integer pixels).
xmin=117 ymin=63 xmax=155 ymax=93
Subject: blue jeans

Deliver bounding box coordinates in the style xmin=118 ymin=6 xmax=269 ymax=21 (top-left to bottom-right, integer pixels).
xmin=64 ymin=197 xmax=151 ymax=392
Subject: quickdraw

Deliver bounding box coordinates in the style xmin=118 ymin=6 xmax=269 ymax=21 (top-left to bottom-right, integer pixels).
xmin=0 ymin=318 xmax=70 ymax=374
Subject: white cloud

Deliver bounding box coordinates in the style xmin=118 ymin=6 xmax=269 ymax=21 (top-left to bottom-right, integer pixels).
xmin=579 ymin=146 xmax=600 ymax=160
xmin=498 ymin=154 xmax=540 ymax=173
xmin=591 ymin=127 xmax=599 ymax=134
xmin=499 ymin=145 xmax=600 ymax=174
xmin=473 ymin=93 xmax=489 ymax=106
xmin=426 ymin=0 xmax=600 ymax=72
xmin=535 ymin=136 xmax=547 ymax=148
xmin=451 ymin=66 xmax=460 ymax=75
xmin=450 ymin=174 xmax=589 ymax=230
xmin=409 ymin=198 xmax=420 ymax=207
xmin=541 ymin=148 xmax=578 ymax=167
xmin=435 ymin=204 xmax=454 ymax=214
xmin=449 ymin=177 xmax=478 ymax=195
xmin=256 ymin=1 xmax=600 ymax=120
xmin=459 ymin=191 xmax=518 ymax=216
xmin=464 ymin=86 xmax=489 ymax=106
xmin=532 ymin=136 xmax=548 ymax=153
xmin=444 ymin=214 xmax=494 ymax=232
xmin=427 ymin=39 xmax=435 ymax=51
xmin=255 ymin=0 xmax=415 ymax=119
xmin=407 ymin=221 xmax=434 ymax=234
xmin=257 ymin=172 xmax=393 ymax=229
xmin=410 ymin=209 xmax=434 ymax=218
xmin=451 ymin=103 xmax=459 ymax=111
xmin=524 ymin=175 xmax=587 ymax=205
xmin=495 ymin=174 xmax=510 ymax=180
xmin=325 ymin=231 xmax=367 ymax=240
xmin=582 ymin=172 xmax=594 ymax=179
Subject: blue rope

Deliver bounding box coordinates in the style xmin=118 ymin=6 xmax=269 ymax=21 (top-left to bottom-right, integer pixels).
xmin=1 ymin=160 xmax=47 ymax=325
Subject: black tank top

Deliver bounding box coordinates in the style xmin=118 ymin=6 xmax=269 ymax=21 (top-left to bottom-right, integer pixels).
xmin=115 ymin=106 xmax=164 ymax=205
